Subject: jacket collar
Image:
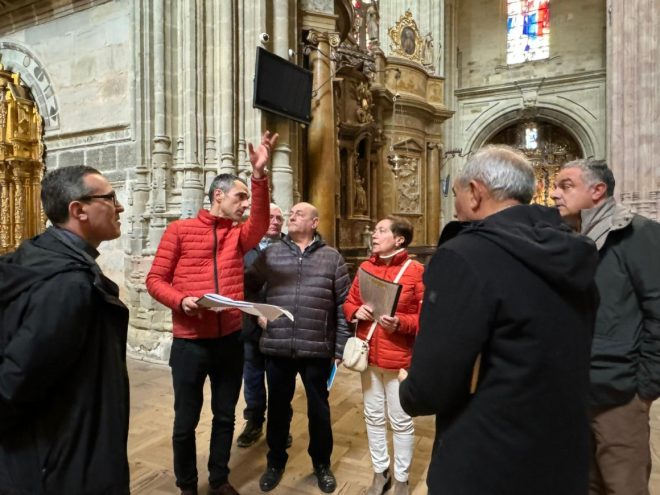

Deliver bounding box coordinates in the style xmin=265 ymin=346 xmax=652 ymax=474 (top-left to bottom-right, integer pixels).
xmin=580 ymin=197 xmax=633 ymax=250
xmin=282 ymin=233 xmax=325 ymax=255
xmin=369 ymin=249 xmax=409 ymax=266
xmin=197 ymin=208 xmax=236 ymax=228
xmin=54 ymin=226 xmax=100 ymax=259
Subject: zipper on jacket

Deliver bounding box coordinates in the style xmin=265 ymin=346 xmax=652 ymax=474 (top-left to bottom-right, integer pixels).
xmin=213 ymin=225 xmax=220 ymax=337
xmin=213 ymin=227 xmax=219 ymax=293
xmin=291 ymin=255 xmax=304 ymax=358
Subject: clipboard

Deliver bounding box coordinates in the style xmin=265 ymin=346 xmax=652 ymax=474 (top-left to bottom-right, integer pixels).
xmin=357 ymin=268 xmax=403 ymax=319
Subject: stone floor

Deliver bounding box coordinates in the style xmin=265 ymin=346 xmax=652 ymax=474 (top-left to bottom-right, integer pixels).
xmin=127 ymin=357 xmax=660 ymax=494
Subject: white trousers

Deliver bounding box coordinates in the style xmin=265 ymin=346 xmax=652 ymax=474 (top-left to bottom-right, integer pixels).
xmin=361 ymin=365 xmax=415 ymax=482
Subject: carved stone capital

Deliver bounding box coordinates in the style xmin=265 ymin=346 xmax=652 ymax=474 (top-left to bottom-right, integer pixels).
xmin=307 ymin=30 xmax=340 ymax=47
xmin=306 ymin=30 xmax=324 ymax=46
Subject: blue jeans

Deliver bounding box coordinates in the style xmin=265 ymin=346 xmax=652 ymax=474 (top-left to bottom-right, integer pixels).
xmin=242 ymin=339 xmax=267 ymax=424
xmin=169 ymin=334 xmax=243 ymax=489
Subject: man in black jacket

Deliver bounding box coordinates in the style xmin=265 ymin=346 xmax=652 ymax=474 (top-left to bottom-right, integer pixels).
xmin=552 ymin=159 xmax=660 ymax=495
xmin=399 ymin=145 xmax=599 ymax=495
xmin=0 ymin=166 xmax=130 ymax=494
xmin=245 ymin=202 xmax=351 ymax=494
xmin=237 ymin=203 xmax=285 ymax=448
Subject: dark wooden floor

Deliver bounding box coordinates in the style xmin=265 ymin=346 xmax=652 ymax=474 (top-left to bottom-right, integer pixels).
xmin=127 ymin=357 xmax=660 ymax=494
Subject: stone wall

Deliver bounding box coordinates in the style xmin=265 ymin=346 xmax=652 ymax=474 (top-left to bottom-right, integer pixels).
xmin=0 ymin=0 xmax=134 ymax=292
xmin=441 ymin=0 xmax=607 ymax=224
xmin=456 ymin=0 xmax=605 ymax=89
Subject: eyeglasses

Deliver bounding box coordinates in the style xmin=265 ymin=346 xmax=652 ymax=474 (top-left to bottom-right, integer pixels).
xmin=77 ymin=191 xmax=120 ymax=207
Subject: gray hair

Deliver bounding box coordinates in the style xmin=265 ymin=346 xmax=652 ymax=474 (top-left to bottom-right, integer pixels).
xmin=41 ymin=165 xmax=100 ymax=224
xmin=560 ymin=158 xmax=615 ymax=197
xmin=457 ymin=145 xmax=536 ymax=204
xmin=207 ymin=173 xmax=247 ymax=203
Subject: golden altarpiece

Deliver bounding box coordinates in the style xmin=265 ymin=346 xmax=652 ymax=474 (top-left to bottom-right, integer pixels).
xmin=332 ymin=9 xmax=452 ymax=267
xmin=0 ymin=65 xmax=45 ymax=255
xmin=487 ymin=120 xmax=582 ymax=206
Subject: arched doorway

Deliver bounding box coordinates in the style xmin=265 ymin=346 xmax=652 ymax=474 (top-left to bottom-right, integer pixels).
xmin=487 ymin=120 xmax=582 ymax=206
xmin=0 ymin=65 xmax=46 ymax=254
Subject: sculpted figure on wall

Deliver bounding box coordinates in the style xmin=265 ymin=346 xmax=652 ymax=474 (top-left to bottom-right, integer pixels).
xmin=354 ymin=173 xmax=367 ymax=214
xmin=367 ymin=3 xmax=379 ymax=42
xmin=422 ymin=32 xmax=434 ymax=66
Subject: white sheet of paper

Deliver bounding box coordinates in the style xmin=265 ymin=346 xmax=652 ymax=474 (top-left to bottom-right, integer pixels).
xmin=196 ymin=294 xmax=294 ymax=322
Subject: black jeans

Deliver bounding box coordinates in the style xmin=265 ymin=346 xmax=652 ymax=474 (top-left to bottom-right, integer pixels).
xmin=265 ymin=356 xmax=334 ymax=469
xmin=169 ymin=334 xmax=243 ymax=489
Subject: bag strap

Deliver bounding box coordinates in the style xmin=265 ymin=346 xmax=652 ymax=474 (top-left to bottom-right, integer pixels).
xmin=393 ymin=258 xmax=413 ymax=284
xmin=364 ymin=320 xmax=378 ymax=342
xmin=364 ymin=258 xmax=413 ymax=343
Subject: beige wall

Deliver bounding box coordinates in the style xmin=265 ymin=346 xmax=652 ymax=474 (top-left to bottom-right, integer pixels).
xmin=456 ymin=0 xmax=606 ymax=89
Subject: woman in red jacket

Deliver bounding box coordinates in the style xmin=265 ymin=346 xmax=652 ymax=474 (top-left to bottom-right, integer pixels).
xmin=343 ymin=216 xmax=425 ymax=495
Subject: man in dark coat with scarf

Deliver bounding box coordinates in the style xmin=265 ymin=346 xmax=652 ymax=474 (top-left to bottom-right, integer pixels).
xmin=0 ymin=166 xmax=130 ymax=494
xmin=399 ymin=145 xmax=600 ymax=495
xmin=552 ymin=159 xmax=660 ymax=495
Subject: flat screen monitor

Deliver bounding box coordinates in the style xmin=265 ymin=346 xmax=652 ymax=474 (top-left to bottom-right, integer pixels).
xmin=253 ymin=47 xmax=313 ymax=125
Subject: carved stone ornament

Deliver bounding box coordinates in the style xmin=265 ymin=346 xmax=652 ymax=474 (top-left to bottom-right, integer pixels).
xmin=0 ymin=42 xmax=60 ymax=131
xmin=356 ymin=82 xmax=374 ymax=124
xmin=395 ymin=156 xmax=421 ymax=214
xmin=388 ymin=10 xmax=424 ymax=63
xmin=329 ymin=33 xmax=341 ymax=48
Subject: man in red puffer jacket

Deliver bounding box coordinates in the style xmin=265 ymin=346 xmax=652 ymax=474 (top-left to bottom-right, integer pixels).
xmin=146 ymin=131 xmax=278 ymax=495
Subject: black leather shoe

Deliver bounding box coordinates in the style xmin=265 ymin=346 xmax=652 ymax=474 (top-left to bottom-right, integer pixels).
xmin=313 ymin=464 xmax=337 ymax=493
xmin=259 ymin=466 xmax=284 ymax=492
xmin=237 ymin=421 xmax=263 ymax=448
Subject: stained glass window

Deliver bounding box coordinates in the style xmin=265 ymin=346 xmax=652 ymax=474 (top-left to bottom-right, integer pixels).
xmin=507 ymin=0 xmax=550 ymax=65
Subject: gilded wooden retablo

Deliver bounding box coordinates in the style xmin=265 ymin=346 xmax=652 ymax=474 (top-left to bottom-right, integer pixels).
xmin=0 ymin=64 xmax=45 ymax=255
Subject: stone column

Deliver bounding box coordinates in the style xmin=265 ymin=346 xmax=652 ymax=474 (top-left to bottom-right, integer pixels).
xmin=426 ymin=142 xmax=441 ymax=243
xmin=607 ymin=0 xmax=660 ymax=220
xmin=271 ymin=0 xmax=294 ymax=219
xmin=218 ymin=0 xmax=235 ymax=174
xmin=306 ymin=30 xmax=339 ymax=245
xmin=147 ymin=0 xmax=172 ymax=253
xmin=180 ymin=0 xmax=204 ymax=218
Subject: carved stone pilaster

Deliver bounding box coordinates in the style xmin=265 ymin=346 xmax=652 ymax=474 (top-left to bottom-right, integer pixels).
xmin=608 ymin=0 xmax=660 ymax=221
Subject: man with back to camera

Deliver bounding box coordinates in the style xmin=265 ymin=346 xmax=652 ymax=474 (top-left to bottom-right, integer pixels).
xmin=245 ymin=202 xmax=351 ymax=494
xmin=551 ymin=159 xmax=660 ymax=495
xmin=398 ymin=145 xmax=600 ymax=495
xmin=0 ymin=166 xmax=130 ymax=494
xmin=146 ymin=131 xmax=278 ymax=495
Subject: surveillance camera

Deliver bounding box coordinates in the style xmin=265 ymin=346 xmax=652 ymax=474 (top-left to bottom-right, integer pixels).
xmin=259 ymin=33 xmax=270 ymax=44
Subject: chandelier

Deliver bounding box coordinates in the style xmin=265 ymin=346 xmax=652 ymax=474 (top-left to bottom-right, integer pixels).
xmin=387 ymin=70 xmax=409 ymax=179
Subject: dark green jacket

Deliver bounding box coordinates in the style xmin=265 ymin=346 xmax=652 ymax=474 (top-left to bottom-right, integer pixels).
xmin=582 ymin=199 xmax=660 ymax=406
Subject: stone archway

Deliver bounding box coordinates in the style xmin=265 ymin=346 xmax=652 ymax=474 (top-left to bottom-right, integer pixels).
xmin=0 ymin=41 xmax=60 ymax=132
xmin=468 ymin=107 xmax=596 ymax=159
xmin=487 ymin=120 xmax=582 ymax=206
